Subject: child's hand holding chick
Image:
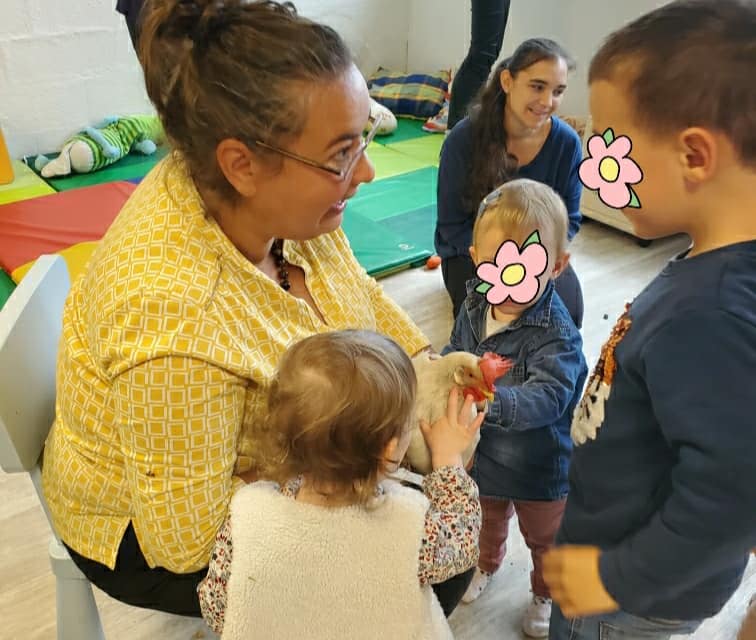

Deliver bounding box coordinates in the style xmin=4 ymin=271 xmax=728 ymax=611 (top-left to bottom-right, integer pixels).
xmin=419 ymin=387 xmax=486 ymax=470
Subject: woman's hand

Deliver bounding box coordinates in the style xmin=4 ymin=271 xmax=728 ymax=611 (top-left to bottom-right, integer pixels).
xmin=420 ymin=387 xmax=485 ymax=470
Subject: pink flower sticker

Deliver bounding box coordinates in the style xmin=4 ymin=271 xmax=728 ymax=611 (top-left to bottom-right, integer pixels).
xmin=475 ymin=231 xmax=548 ymax=305
xmin=579 ymin=128 xmax=643 ymax=209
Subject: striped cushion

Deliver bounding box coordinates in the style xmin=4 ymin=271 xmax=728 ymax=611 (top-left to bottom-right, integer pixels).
xmin=368 ymin=68 xmax=450 ymax=120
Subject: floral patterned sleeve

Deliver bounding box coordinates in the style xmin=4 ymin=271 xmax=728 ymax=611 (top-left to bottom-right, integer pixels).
xmin=197 ymin=514 xmax=233 ymax=635
xmin=418 ymin=465 xmax=482 ymax=585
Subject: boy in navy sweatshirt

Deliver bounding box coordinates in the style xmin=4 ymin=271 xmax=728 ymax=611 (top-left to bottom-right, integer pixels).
xmin=543 ymin=2 xmax=756 ymax=639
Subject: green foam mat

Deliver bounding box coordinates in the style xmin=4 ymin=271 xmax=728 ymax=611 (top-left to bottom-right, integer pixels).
xmin=28 ymin=147 xmax=169 ymax=192
xmin=345 ymin=167 xmax=438 ymax=277
xmin=374 ymin=117 xmax=429 ymax=145
xmin=0 ymin=268 xmax=16 ymax=310
xmin=349 ymin=166 xmax=437 ymax=221
xmin=387 ymin=134 xmax=444 ymax=167
xmin=366 ymin=142 xmax=432 ymax=180
xmin=342 ymin=207 xmax=435 ymax=277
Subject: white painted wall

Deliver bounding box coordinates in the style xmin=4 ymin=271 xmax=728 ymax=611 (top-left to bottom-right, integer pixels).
xmin=408 ymin=0 xmax=569 ymax=73
xmin=0 ymin=0 xmax=408 ymax=159
xmin=556 ymin=0 xmax=671 ymax=115
xmin=408 ymin=0 xmax=671 ymax=116
xmin=301 ymin=0 xmax=410 ymax=78
xmin=0 ymin=0 xmax=150 ymax=159
xmin=0 ymin=0 xmax=674 ymax=160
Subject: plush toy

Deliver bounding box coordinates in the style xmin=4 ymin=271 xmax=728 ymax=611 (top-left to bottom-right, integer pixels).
xmin=35 ymin=115 xmax=164 ymax=178
xmin=368 ymin=98 xmax=397 ymax=136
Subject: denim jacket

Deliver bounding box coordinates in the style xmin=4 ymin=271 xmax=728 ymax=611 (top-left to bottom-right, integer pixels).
xmin=441 ymin=280 xmax=587 ymax=500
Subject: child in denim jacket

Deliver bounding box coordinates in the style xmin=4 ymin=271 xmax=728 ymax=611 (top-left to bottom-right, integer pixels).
xmin=441 ymin=178 xmax=587 ymax=637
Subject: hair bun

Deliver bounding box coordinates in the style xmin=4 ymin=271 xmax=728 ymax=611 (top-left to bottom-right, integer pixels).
xmin=158 ymin=0 xmax=235 ymax=44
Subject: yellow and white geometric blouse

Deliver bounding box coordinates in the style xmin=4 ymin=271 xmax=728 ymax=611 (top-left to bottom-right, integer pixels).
xmin=42 ymin=155 xmax=429 ymax=574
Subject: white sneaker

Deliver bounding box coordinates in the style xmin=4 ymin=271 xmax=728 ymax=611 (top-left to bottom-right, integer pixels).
xmin=461 ymin=567 xmax=492 ymax=603
xmin=522 ymin=596 xmax=552 ymax=638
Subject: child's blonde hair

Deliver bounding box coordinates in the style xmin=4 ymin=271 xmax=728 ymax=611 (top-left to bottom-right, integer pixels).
xmin=263 ymin=329 xmax=417 ymax=505
xmin=472 ymin=178 xmax=569 ymax=257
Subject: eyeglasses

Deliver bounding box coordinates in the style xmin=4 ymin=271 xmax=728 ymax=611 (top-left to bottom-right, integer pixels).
xmin=252 ymin=112 xmax=384 ymax=180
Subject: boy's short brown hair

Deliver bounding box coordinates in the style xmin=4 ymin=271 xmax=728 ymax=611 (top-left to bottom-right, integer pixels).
xmin=263 ymin=330 xmax=416 ymax=504
xmin=589 ymin=0 xmax=756 ymax=167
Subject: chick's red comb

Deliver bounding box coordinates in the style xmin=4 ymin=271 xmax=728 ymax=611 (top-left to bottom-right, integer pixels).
xmin=479 ymin=352 xmax=514 ymax=390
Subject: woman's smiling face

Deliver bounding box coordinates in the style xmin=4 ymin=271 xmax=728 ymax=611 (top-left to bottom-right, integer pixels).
xmin=501 ymin=57 xmax=569 ymax=131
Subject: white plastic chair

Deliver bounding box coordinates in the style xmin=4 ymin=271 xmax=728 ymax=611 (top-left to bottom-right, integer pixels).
xmin=0 ymin=255 xmax=105 ymax=640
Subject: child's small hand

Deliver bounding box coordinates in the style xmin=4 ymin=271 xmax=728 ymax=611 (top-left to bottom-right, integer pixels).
xmin=420 ymin=387 xmax=485 ymax=470
xmin=543 ymin=545 xmax=620 ymax=617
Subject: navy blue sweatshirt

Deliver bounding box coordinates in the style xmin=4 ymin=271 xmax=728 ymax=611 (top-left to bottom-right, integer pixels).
xmin=434 ymin=115 xmax=583 ymax=260
xmin=559 ymin=241 xmax=756 ymax=620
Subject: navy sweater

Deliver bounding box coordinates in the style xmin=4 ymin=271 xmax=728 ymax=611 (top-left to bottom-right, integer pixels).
xmin=559 ymin=241 xmax=756 ymax=620
xmin=434 ymin=115 xmax=583 ymax=260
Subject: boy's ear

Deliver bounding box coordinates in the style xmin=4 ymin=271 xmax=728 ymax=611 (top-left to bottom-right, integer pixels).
xmin=552 ymin=252 xmax=571 ymax=278
xmin=469 ymin=245 xmax=478 ymax=263
xmin=677 ymin=127 xmax=717 ymax=185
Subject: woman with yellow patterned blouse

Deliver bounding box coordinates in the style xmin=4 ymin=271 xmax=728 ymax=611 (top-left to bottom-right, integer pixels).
xmin=40 ymin=0 xmax=459 ymax=618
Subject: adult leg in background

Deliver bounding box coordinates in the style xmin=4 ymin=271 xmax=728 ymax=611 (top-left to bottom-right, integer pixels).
xmin=554 ymin=263 xmax=584 ymax=330
xmin=441 ymin=254 xmax=477 ymax=321
xmin=117 ymin=0 xmax=146 ymax=50
xmin=447 ymin=0 xmax=511 ymax=130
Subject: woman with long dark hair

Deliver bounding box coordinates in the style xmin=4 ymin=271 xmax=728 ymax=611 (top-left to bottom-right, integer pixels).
xmin=436 ymin=38 xmax=584 ymax=328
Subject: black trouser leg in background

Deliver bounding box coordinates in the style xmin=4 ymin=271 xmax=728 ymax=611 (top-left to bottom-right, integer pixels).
xmin=442 ymin=255 xmax=477 ymax=321
xmin=447 ymin=0 xmax=511 ymax=130
xmin=553 ymin=262 xmax=584 ymax=330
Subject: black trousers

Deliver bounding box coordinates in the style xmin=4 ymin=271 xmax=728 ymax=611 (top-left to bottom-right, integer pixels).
xmin=448 ymin=0 xmax=511 ymax=130
xmin=441 ymin=254 xmax=584 ymax=329
xmin=65 ymin=524 xmax=205 ymax=616
xmin=65 ymin=522 xmax=474 ymax=618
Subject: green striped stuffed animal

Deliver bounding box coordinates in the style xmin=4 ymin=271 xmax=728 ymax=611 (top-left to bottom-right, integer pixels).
xmin=36 ymin=115 xmax=164 ymax=178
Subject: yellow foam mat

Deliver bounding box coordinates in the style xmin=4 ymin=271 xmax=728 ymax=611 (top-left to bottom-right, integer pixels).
xmin=386 ymin=135 xmax=445 ymax=168
xmin=0 ymin=161 xmax=55 ymax=205
xmin=12 ymin=241 xmax=99 ymax=284
xmin=366 ymin=142 xmax=432 ymax=180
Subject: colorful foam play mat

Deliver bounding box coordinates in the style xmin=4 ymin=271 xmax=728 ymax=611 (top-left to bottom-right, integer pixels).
xmin=345 ymin=118 xmax=443 ymax=276
xmin=0 ymin=118 xmax=445 ymax=309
